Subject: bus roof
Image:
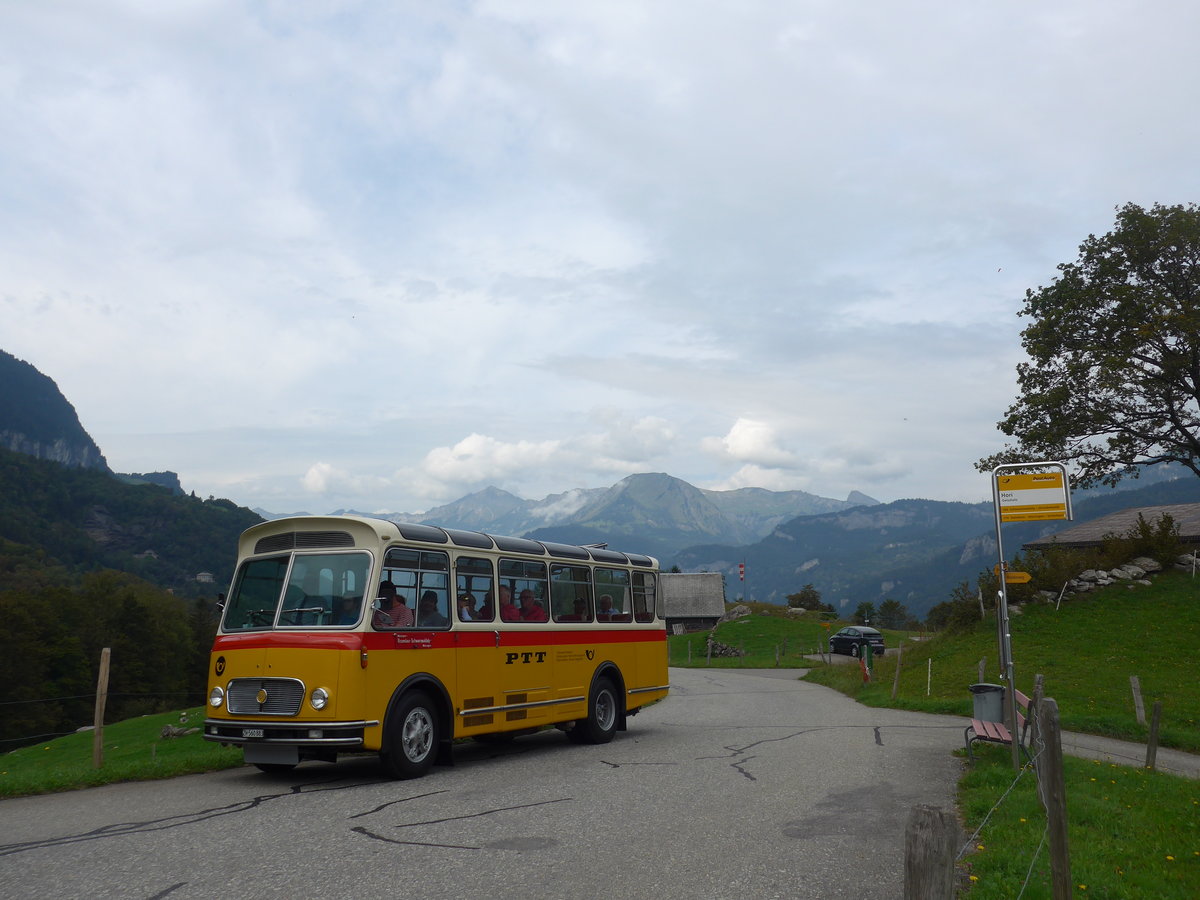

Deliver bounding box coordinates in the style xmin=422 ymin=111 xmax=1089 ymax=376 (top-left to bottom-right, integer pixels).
xmin=240 ymin=514 xmax=660 ymax=569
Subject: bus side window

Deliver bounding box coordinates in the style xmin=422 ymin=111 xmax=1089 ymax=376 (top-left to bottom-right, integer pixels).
xmin=382 ymin=548 xmax=450 ymax=629
xmin=551 ymin=564 xmax=592 ymax=622
xmin=499 ymin=559 xmax=548 ymax=622
xmin=594 ymin=568 xmax=631 ymax=623
xmin=633 ymin=572 xmax=656 ymax=623
xmin=456 ymin=556 xmax=495 ymax=622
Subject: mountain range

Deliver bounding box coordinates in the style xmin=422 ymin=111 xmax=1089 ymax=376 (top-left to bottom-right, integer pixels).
xmin=306 ymin=475 xmax=881 ymax=561
xmin=4 ymin=347 xmax=1199 ymax=619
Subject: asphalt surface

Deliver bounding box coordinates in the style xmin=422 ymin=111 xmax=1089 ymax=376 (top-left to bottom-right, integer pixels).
xmin=1 ymin=667 xmax=969 ymax=900
xmin=1 ymin=666 xmax=1193 ymax=900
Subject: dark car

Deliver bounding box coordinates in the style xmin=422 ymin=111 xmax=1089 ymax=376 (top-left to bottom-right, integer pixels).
xmin=828 ymin=626 xmax=885 ymax=658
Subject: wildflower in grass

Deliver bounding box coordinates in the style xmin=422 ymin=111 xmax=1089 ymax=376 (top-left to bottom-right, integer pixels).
xmin=969 ymin=876 xmax=979 ymax=883
xmin=1167 ymin=855 xmax=1175 ymax=861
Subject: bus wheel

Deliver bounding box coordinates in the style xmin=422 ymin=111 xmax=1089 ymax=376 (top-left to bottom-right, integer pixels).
xmin=382 ymin=691 xmax=439 ymax=779
xmin=570 ymin=676 xmax=619 ymax=745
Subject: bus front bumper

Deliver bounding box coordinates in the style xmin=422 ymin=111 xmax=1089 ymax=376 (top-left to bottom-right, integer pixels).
xmin=203 ymin=718 xmax=375 ymax=748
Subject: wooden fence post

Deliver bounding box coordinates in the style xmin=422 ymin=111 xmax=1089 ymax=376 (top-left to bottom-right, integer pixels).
xmin=1146 ymin=701 xmax=1162 ymax=770
xmin=1130 ymin=675 xmax=1146 ymax=726
xmin=903 ymin=805 xmax=960 ymax=899
xmin=93 ymin=647 xmax=111 ymax=769
xmin=891 ymin=641 xmax=903 ymax=699
xmin=1037 ymin=698 xmax=1072 ymax=899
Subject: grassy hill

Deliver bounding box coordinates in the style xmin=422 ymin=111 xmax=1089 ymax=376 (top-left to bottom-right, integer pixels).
xmin=670 ymin=569 xmax=1200 ymax=752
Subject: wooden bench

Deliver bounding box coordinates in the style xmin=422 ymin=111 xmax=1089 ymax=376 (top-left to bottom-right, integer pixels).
xmin=965 ymin=688 xmax=1033 ymax=763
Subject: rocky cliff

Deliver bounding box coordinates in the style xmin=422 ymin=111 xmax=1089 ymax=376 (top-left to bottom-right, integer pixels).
xmin=0 ymin=349 xmax=110 ymax=472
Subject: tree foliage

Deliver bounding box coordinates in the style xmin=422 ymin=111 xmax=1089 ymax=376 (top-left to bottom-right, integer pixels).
xmin=786 ymin=583 xmax=832 ymax=612
xmin=875 ymin=599 xmax=909 ymax=630
xmin=852 ymin=602 xmax=876 ymax=625
xmin=979 ymin=202 xmax=1200 ymax=487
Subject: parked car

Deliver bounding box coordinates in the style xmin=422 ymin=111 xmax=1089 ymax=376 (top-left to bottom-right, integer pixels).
xmin=828 ymin=626 xmax=885 ymax=658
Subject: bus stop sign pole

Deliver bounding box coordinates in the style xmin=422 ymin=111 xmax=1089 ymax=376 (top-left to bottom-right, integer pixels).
xmin=991 ymin=462 xmax=1072 ymax=770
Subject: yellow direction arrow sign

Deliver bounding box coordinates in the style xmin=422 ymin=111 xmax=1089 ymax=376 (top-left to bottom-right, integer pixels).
xmin=993 ymin=565 xmax=1032 ymax=584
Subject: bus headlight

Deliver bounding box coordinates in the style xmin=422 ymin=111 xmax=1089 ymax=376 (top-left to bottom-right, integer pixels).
xmin=209 ymin=686 xmax=225 ymax=708
xmin=310 ymin=688 xmax=330 ymax=710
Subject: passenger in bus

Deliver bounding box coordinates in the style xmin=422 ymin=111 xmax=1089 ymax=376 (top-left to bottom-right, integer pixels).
xmin=560 ymin=596 xmax=589 ymax=621
xmin=596 ymin=594 xmax=618 ymax=620
xmin=373 ymin=581 xmax=414 ymax=628
xmin=334 ymin=594 xmax=362 ymax=625
xmin=418 ymin=590 xmax=448 ymax=627
xmin=518 ymin=589 xmax=548 ymax=622
xmin=476 ymin=591 xmax=494 ymax=620
xmin=456 ymin=594 xmax=474 ymax=621
xmin=498 ymin=586 xmax=520 ymax=622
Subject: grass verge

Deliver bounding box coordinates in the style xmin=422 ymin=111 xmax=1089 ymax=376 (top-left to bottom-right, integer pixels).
xmin=0 ymin=707 xmax=244 ymax=798
xmin=959 ymin=742 xmax=1200 ymax=897
xmin=802 ymin=571 xmax=1200 ymax=751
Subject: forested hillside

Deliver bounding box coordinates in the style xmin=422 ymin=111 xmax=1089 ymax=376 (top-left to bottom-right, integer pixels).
xmin=0 ymin=447 xmax=261 ymax=595
xmin=0 ymin=447 xmax=263 ymax=751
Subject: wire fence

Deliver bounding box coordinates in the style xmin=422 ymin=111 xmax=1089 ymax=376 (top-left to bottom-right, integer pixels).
xmin=0 ymin=690 xmax=208 ymax=749
xmin=954 ymin=695 xmax=1064 ymax=898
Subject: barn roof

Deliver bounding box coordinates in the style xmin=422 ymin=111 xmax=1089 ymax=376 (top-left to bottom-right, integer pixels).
xmin=1022 ymin=502 xmax=1200 ymax=550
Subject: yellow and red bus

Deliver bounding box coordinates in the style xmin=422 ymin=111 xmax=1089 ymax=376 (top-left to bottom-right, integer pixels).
xmin=203 ymin=515 xmax=669 ymax=778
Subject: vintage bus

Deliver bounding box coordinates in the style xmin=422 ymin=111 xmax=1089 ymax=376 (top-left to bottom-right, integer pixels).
xmin=203 ymin=515 xmax=669 ymax=778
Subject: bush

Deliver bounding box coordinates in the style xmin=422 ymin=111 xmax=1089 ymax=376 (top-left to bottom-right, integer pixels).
xmin=1100 ymin=512 xmax=1181 ymax=567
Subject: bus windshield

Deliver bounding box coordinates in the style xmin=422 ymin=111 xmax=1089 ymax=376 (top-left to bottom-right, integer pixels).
xmin=222 ymin=551 xmax=372 ymax=630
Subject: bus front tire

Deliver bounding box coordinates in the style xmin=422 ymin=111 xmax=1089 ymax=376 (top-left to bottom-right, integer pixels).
xmin=569 ymin=676 xmax=619 ymax=745
xmin=381 ymin=691 xmax=439 ymax=779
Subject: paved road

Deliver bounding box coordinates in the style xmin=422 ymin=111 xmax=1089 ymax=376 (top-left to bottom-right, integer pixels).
xmin=0 ymin=668 xmax=970 ymax=899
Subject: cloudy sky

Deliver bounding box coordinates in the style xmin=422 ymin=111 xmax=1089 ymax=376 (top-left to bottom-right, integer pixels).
xmin=5 ymin=1 xmax=1199 ymax=515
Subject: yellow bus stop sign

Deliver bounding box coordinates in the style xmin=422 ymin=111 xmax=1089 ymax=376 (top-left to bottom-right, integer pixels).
xmin=996 ymin=471 xmax=1070 ymax=523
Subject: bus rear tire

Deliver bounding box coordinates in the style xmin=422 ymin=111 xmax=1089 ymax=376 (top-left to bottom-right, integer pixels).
xmin=569 ymin=676 xmax=619 ymax=745
xmin=381 ymin=691 xmax=439 ymax=779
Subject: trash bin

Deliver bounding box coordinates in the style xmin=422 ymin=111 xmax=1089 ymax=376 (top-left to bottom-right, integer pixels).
xmin=968 ymin=683 xmax=1005 ymax=723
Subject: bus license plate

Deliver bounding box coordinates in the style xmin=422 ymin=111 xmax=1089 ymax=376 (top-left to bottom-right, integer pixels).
xmin=242 ymin=728 xmax=264 ymax=738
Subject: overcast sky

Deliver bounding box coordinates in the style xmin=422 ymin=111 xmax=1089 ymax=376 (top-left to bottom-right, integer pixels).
xmin=5 ymin=1 xmax=1199 ymax=515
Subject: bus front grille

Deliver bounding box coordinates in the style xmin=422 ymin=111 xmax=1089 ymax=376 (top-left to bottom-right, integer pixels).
xmin=227 ymin=677 xmax=306 ymax=716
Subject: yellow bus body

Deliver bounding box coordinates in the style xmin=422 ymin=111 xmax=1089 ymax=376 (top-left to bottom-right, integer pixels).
xmin=204 ymin=516 xmax=669 ymax=777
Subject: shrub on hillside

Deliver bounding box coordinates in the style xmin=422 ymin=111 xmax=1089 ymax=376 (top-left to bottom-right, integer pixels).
xmin=1099 ymin=512 xmax=1181 ymax=567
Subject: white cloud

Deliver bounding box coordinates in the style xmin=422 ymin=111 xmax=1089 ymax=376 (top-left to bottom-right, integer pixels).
xmin=4 ymin=1 xmax=1200 ymax=515
xmin=702 ymin=419 xmax=797 ymax=468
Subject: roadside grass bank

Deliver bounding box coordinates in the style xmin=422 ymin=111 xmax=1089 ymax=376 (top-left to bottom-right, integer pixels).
xmin=958 ymin=742 xmax=1200 ymax=898
xmin=666 ymin=605 xmax=913 ymax=669
xmin=0 ymin=707 xmax=243 ymax=798
xmin=802 ymin=571 xmax=1200 ymax=752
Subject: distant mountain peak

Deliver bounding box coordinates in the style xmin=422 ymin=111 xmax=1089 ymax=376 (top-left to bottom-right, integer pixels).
xmin=0 ymin=349 xmax=109 ymax=472
xmin=847 ymin=490 xmax=880 ymax=506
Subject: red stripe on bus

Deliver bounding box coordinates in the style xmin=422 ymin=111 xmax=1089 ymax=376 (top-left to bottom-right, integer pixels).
xmin=214 ymin=628 xmax=665 ymax=653
xmin=212 ymin=632 xmax=364 ymax=652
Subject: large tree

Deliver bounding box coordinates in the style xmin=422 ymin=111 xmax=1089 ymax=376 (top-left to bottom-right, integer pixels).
xmin=979 ymin=202 xmax=1200 ymax=487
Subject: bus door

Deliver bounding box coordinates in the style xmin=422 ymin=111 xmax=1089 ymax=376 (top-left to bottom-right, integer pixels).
xmin=452 ymin=555 xmax=506 ymax=736
xmin=494 ymin=558 xmax=554 ymax=729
